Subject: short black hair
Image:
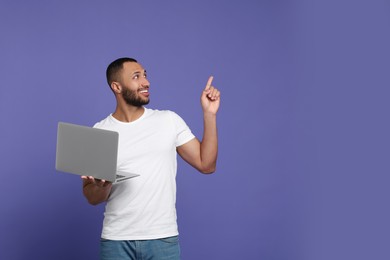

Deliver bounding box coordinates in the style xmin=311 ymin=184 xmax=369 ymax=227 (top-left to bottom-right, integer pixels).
xmin=106 ymin=57 xmax=138 ymax=87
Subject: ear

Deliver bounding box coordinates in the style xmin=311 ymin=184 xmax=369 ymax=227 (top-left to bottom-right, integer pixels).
xmin=111 ymin=82 xmax=121 ymax=94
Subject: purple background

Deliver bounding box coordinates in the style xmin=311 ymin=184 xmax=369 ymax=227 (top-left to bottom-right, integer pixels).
xmin=1 ymin=1 xmax=389 ymax=259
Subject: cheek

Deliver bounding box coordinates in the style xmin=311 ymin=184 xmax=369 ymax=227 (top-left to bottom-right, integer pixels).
xmin=128 ymin=81 xmax=140 ymax=90
xmin=122 ymin=81 xmax=138 ymax=92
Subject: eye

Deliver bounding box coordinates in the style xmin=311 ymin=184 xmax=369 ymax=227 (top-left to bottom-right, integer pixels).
xmin=133 ymin=74 xmax=139 ymax=80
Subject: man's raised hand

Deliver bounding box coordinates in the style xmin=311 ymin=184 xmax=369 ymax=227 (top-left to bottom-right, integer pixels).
xmin=201 ymin=76 xmax=221 ymax=114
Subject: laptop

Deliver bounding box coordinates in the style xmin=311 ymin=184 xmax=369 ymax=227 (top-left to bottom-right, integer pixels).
xmin=55 ymin=122 xmax=139 ymax=183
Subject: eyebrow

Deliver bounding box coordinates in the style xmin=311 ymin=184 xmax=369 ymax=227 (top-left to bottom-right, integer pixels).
xmin=132 ymin=70 xmax=147 ymax=76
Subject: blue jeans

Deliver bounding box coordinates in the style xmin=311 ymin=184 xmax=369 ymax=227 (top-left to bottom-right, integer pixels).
xmin=100 ymin=236 xmax=180 ymax=260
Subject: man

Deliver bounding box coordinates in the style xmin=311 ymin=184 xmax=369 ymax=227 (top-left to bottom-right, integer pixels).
xmin=82 ymin=57 xmax=220 ymax=260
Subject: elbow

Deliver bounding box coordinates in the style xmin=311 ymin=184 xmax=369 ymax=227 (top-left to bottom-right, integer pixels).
xmin=199 ymin=165 xmax=217 ymax=174
xmin=201 ymin=169 xmax=215 ymax=174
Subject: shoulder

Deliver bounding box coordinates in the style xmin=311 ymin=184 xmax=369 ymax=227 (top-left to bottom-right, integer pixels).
xmin=93 ymin=115 xmax=113 ymax=129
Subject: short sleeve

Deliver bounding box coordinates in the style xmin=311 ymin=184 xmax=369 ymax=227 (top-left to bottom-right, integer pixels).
xmin=169 ymin=111 xmax=195 ymax=147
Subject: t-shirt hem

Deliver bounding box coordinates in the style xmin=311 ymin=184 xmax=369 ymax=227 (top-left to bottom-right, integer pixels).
xmin=101 ymin=231 xmax=179 ymax=241
xmin=176 ymin=135 xmax=195 ymax=147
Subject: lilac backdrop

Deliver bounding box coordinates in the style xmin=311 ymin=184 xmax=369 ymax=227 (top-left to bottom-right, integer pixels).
xmin=1 ymin=1 xmax=389 ymax=259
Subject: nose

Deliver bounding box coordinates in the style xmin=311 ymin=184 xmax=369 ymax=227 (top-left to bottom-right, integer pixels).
xmin=141 ymin=77 xmax=150 ymax=87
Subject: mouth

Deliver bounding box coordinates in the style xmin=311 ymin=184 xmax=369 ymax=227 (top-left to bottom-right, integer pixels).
xmin=138 ymin=88 xmax=149 ymax=97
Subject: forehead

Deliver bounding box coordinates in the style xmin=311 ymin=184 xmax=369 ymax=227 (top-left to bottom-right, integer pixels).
xmin=122 ymin=62 xmax=145 ymax=74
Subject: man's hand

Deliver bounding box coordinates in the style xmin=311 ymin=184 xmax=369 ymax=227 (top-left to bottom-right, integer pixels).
xmin=201 ymin=76 xmax=221 ymax=115
xmin=81 ymin=176 xmax=112 ymax=205
xmin=82 ymin=176 xmax=112 ymax=188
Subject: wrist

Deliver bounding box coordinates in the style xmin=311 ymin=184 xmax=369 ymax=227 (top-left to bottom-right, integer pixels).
xmin=203 ymin=111 xmax=217 ymax=118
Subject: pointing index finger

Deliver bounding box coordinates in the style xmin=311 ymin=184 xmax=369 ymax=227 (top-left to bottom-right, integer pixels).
xmin=205 ymin=76 xmax=214 ymax=90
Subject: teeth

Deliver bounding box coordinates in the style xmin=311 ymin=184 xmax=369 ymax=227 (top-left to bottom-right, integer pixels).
xmin=139 ymin=89 xmax=148 ymax=93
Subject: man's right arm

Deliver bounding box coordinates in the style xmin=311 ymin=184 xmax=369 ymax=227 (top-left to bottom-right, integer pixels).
xmin=82 ymin=176 xmax=112 ymax=205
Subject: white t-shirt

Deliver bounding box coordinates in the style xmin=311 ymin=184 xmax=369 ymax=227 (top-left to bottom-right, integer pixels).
xmin=93 ymin=108 xmax=195 ymax=240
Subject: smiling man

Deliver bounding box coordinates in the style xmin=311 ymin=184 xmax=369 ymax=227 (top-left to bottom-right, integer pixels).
xmin=82 ymin=57 xmax=221 ymax=260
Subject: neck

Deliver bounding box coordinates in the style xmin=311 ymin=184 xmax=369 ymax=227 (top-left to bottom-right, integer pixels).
xmin=112 ymin=103 xmax=145 ymax=123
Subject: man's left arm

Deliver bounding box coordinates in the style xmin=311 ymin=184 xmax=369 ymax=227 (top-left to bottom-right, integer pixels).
xmin=177 ymin=76 xmax=220 ymax=174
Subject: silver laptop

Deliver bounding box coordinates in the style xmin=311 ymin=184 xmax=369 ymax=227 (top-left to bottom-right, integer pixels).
xmin=55 ymin=122 xmax=139 ymax=183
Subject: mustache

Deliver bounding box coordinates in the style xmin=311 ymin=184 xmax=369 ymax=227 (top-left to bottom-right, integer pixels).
xmin=138 ymin=86 xmax=149 ymax=90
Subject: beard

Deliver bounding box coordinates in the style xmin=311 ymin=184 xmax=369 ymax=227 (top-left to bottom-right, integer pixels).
xmin=122 ymin=88 xmax=150 ymax=107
